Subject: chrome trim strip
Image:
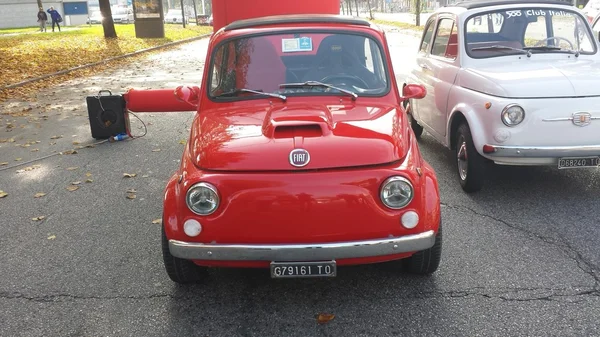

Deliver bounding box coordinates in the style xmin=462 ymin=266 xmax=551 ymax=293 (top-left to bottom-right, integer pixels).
xmin=485 ymin=144 xmax=600 ymax=157
xmin=168 ymin=230 xmax=436 ymax=261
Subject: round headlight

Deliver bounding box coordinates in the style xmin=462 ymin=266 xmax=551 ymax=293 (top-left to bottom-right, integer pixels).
xmin=380 ymin=176 xmax=414 ymax=209
xmin=501 ymin=104 xmax=525 ymax=126
xmin=186 ymin=182 xmax=219 ymax=215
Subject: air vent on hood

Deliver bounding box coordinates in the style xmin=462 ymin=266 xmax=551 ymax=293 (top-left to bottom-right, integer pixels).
xmin=273 ymin=124 xmax=323 ymax=139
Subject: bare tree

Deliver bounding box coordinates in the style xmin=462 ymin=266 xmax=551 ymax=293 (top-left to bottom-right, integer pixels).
xmin=99 ymin=0 xmax=117 ymax=38
xmin=415 ymin=0 xmax=421 ymax=26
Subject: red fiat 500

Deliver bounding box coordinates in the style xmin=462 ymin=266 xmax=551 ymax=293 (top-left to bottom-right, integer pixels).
xmin=131 ymin=15 xmax=442 ymax=283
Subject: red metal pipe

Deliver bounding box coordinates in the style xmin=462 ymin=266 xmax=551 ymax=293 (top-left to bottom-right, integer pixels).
xmin=123 ymin=88 xmax=198 ymax=113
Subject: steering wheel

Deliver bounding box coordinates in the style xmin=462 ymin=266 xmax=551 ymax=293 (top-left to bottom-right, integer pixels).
xmin=320 ymin=74 xmax=369 ymax=89
xmin=534 ymin=36 xmax=574 ymax=50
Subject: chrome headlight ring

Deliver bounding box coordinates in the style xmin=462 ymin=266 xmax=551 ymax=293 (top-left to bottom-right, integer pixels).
xmin=185 ymin=182 xmax=220 ymax=216
xmin=380 ymin=176 xmax=414 ymax=209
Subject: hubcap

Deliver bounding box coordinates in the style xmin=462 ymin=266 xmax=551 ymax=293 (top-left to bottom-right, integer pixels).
xmin=457 ymin=136 xmax=468 ymax=181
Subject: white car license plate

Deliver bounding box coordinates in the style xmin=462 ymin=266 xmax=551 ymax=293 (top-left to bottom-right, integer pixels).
xmin=558 ymin=156 xmax=600 ymax=169
xmin=270 ymin=261 xmax=336 ymax=278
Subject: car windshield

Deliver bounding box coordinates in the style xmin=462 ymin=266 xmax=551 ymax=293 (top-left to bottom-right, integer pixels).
xmin=465 ymin=7 xmax=596 ymax=58
xmin=208 ymin=32 xmax=389 ymax=100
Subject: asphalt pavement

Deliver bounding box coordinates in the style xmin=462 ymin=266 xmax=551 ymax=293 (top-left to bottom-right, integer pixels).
xmin=1 ymin=26 xmax=599 ymax=337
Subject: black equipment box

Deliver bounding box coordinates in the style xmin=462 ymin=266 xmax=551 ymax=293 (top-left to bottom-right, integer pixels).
xmin=86 ymin=90 xmax=131 ymax=139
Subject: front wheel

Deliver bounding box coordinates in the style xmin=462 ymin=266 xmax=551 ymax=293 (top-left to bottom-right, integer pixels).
xmin=161 ymin=225 xmax=208 ymax=284
xmin=455 ymin=123 xmax=485 ymax=193
xmin=404 ymin=99 xmax=424 ymax=139
xmin=403 ymin=220 xmax=442 ymax=275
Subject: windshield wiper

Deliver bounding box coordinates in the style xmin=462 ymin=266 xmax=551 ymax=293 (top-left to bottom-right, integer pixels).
xmin=279 ymin=81 xmax=358 ymax=100
xmin=214 ymin=88 xmax=287 ymax=101
xmin=523 ymin=46 xmax=580 ymax=57
xmin=471 ymin=45 xmax=532 ymax=57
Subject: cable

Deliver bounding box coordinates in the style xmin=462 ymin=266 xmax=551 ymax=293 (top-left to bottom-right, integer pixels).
xmin=0 ymin=138 xmax=109 ymax=172
xmin=125 ymin=110 xmax=148 ymax=139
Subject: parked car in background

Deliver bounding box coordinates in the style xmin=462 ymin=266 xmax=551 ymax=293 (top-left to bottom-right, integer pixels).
xmin=404 ymin=0 xmax=600 ymax=193
xmin=164 ymin=9 xmax=188 ymax=24
xmin=87 ymin=10 xmax=103 ymax=24
xmin=111 ymin=7 xmax=134 ymax=24
xmin=582 ymin=0 xmax=600 ymax=22
xmin=124 ymin=14 xmax=442 ymax=284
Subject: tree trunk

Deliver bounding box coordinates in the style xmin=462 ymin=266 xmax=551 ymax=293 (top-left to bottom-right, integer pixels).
xmin=355 ymin=0 xmax=359 ymax=16
xmin=347 ymin=0 xmax=352 ymax=16
xmin=37 ymin=0 xmax=43 ymax=9
xmin=415 ymin=0 xmax=421 ymax=26
xmin=99 ymin=0 xmax=117 ymax=38
xmin=367 ymin=0 xmax=373 ymax=19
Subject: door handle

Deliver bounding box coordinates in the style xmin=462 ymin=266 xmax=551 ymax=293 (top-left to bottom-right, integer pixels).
xmin=419 ymin=63 xmax=431 ymax=70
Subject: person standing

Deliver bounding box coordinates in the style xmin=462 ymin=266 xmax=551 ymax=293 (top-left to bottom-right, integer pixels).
xmin=47 ymin=6 xmax=62 ymax=32
xmin=37 ymin=7 xmax=48 ymax=32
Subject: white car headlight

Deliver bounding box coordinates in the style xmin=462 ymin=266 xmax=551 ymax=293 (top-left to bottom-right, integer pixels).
xmin=186 ymin=182 xmax=219 ymax=215
xmin=501 ymin=104 xmax=525 ymax=126
xmin=380 ymin=176 xmax=414 ymax=209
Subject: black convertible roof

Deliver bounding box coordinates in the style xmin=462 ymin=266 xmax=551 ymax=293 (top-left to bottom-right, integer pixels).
xmin=224 ymin=14 xmax=371 ymax=31
xmin=451 ymin=0 xmax=573 ymax=9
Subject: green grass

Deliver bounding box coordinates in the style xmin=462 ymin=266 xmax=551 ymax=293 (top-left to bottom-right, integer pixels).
xmin=370 ymin=19 xmax=425 ymax=32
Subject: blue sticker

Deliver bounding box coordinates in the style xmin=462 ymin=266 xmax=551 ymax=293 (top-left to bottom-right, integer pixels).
xmin=282 ymin=37 xmax=313 ymax=52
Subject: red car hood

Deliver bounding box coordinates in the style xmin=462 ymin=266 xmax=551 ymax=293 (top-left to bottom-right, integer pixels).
xmin=188 ymin=102 xmax=408 ymax=171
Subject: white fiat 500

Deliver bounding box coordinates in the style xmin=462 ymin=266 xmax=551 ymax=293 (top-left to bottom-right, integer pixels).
xmin=404 ymin=0 xmax=600 ymax=193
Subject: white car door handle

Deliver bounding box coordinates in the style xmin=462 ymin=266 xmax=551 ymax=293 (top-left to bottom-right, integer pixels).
xmin=419 ymin=63 xmax=431 ymax=70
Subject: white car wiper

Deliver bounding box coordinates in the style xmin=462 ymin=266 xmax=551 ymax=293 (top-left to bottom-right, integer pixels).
xmin=279 ymin=81 xmax=358 ymax=100
xmin=523 ymin=46 xmax=580 ymax=57
xmin=471 ymin=45 xmax=532 ymax=58
xmin=214 ymin=88 xmax=287 ymax=101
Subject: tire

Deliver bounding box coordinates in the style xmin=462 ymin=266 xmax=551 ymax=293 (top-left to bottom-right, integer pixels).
xmin=404 ymin=99 xmax=424 ymax=139
xmin=403 ymin=220 xmax=442 ymax=275
xmin=161 ymin=225 xmax=208 ymax=284
xmin=455 ymin=122 xmax=485 ymax=193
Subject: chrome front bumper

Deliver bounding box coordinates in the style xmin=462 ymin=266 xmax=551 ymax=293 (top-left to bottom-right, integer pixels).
xmin=485 ymin=144 xmax=600 ymax=158
xmin=168 ymin=230 xmax=436 ymax=261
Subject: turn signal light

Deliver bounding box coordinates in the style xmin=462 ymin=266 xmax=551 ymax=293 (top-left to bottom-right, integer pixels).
xmin=482 ymin=145 xmax=496 ymax=153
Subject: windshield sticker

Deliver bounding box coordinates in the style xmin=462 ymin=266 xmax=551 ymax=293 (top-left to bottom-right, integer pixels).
xmin=281 ymin=37 xmax=313 ymax=53
xmin=504 ymin=9 xmax=572 ymax=18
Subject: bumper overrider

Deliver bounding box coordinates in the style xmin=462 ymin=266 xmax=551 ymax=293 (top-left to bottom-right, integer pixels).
xmin=168 ymin=231 xmax=436 ymax=262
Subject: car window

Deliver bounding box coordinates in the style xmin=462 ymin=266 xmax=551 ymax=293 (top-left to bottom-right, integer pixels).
xmin=465 ymin=7 xmax=596 ymax=58
xmin=419 ymin=20 xmax=436 ymax=53
xmin=208 ymin=32 xmax=390 ymax=100
xmin=431 ymin=18 xmax=457 ymax=59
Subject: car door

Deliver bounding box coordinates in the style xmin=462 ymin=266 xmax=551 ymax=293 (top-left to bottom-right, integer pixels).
xmin=419 ymin=15 xmax=460 ymax=138
xmin=409 ymin=16 xmax=437 ymax=126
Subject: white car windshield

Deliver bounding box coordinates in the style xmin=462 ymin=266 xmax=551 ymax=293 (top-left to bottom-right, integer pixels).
xmin=465 ymin=7 xmax=596 ymax=58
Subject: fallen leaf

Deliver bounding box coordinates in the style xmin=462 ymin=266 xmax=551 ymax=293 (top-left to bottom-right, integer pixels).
xmin=179 ymin=140 xmax=187 ymax=144
xmin=126 ymin=193 xmax=136 ymax=199
xmin=72 ymin=141 xmax=80 ymax=145
xmin=50 ymin=135 xmax=63 ymax=139
xmin=0 ymin=162 xmax=8 ymax=166
xmin=15 ymin=158 xmax=22 ymax=161
xmin=123 ymin=173 xmax=137 ymax=178
xmin=0 ymin=191 xmax=7 ymax=198
xmin=47 ymin=235 xmax=56 ymax=240
xmin=66 ymin=166 xmax=79 ymax=171
xmin=71 ymin=181 xmax=81 ymax=185
xmin=31 ymin=148 xmax=39 ymax=152
xmin=142 ymin=174 xmax=149 ymax=178
xmin=317 ymin=313 xmax=335 ymax=324
xmin=66 ymin=186 xmax=79 ymax=192
xmin=61 ymin=150 xmax=77 ymax=155
xmin=152 ymin=218 xmax=162 ymax=224
xmin=85 ymin=172 xmax=92 ymax=177
xmin=126 ymin=188 xmax=136 ymax=193
xmin=152 ymin=148 xmax=161 ymax=152
xmin=85 ymin=179 xmax=93 ymax=183
xmin=32 ymin=216 xmax=45 ymax=221
xmin=34 ymin=192 xmax=46 ymax=198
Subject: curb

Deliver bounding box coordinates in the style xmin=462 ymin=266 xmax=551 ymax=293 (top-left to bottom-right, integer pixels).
xmin=1 ymin=33 xmax=212 ymax=91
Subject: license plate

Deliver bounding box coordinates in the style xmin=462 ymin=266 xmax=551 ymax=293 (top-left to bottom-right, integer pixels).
xmin=270 ymin=261 xmax=336 ymax=278
xmin=558 ymin=156 xmax=600 ymax=169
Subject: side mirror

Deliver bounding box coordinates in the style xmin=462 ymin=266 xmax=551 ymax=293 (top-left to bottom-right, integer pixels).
xmin=174 ymin=85 xmax=201 ymax=108
xmin=402 ymin=84 xmax=427 ymax=100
